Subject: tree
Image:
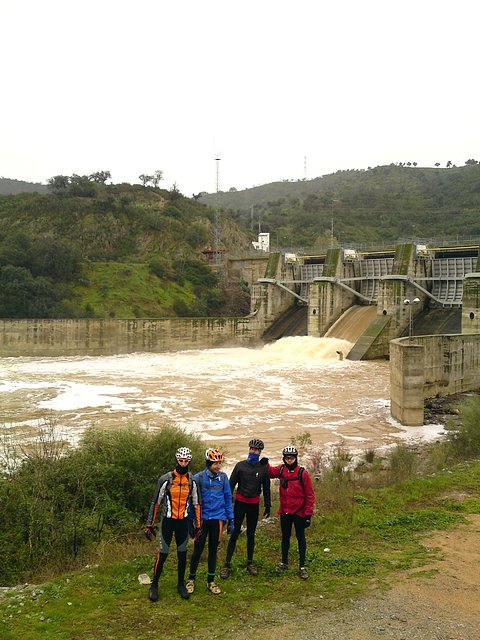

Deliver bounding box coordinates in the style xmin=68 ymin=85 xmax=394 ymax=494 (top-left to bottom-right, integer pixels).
xmin=186 ymin=222 xmax=209 ymax=248
xmin=169 ymin=182 xmax=182 ymax=201
xmin=0 ymin=265 xmax=61 ymax=318
xmin=89 ymin=171 xmax=111 ymax=184
xmin=139 ymin=174 xmax=153 ymax=187
xmin=446 ymin=160 xmax=452 ymax=168
xmin=47 ymin=175 xmax=70 ymax=191
xmin=0 ymin=233 xmax=32 ymax=268
xmin=29 ymin=236 xmax=81 ymax=282
xmin=465 ymin=159 xmax=479 ymax=165
xmin=69 ymin=174 xmax=96 ymax=197
xmin=435 ymin=163 xmax=440 ymax=168
xmin=152 ymin=170 xmax=163 ymax=188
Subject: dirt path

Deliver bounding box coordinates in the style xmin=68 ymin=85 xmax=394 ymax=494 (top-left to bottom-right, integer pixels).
xmin=256 ymin=514 xmax=480 ymax=640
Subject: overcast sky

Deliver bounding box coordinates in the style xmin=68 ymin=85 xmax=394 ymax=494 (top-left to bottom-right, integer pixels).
xmin=1 ymin=0 xmax=478 ymax=196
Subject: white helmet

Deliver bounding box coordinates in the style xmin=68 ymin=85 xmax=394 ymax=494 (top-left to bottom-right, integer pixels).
xmin=175 ymin=447 xmax=192 ymax=461
xmin=282 ymin=445 xmax=298 ymax=456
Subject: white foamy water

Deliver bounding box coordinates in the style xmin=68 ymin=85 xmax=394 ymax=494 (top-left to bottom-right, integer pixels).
xmin=0 ymin=336 xmax=445 ymax=463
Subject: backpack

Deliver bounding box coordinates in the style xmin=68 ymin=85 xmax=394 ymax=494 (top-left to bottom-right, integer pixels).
xmin=279 ymin=464 xmax=305 ymax=489
xmin=195 ymin=469 xmax=227 ymax=491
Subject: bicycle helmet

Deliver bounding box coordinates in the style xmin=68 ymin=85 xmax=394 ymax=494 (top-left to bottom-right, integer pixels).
xmin=248 ymin=438 xmax=264 ymax=451
xmin=175 ymin=447 xmax=192 ymax=461
xmin=282 ymin=445 xmax=298 ymax=456
xmin=205 ymin=448 xmax=224 ymax=462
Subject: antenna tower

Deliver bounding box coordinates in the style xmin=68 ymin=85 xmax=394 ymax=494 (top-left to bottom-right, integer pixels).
xmin=214 ymin=155 xmax=221 ymax=264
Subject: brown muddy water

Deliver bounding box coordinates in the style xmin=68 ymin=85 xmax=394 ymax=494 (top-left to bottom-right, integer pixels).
xmin=0 ymin=336 xmax=445 ymax=466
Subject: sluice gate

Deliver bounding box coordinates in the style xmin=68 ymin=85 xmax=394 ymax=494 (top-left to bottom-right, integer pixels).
xmin=430 ymin=256 xmax=477 ymax=305
xmin=254 ymin=241 xmax=480 ymax=358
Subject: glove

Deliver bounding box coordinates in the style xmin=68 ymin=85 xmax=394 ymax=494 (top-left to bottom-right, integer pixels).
xmin=144 ymin=526 xmax=156 ymax=541
xmin=304 ymin=517 xmax=311 ymax=528
xmin=227 ymin=519 xmax=234 ymax=535
xmin=259 ymin=457 xmax=269 ymax=466
xmin=193 ymin=526 xmax=203 ymax=542
xmin=263 ymin=508 xmax=270 ymax=519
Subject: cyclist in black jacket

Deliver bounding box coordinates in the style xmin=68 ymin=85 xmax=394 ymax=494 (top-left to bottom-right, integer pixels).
xmin=220 ymin=438 xmax=271 ymax=578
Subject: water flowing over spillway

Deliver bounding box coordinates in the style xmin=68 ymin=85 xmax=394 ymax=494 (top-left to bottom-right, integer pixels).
xmin=0 ymin=336 xmax=444 ymax=463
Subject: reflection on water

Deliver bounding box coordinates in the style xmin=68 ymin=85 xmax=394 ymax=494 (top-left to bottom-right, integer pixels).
xmin=0 ymin=336 xmax=444 ymax=463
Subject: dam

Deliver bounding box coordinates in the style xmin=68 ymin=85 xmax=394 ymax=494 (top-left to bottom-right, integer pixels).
xmin=253 ymin=239 xmax=480 ymax=359
xmin=1 ymin=239 xmax=480 ymax=429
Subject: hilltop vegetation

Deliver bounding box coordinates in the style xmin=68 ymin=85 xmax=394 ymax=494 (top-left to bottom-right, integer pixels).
xmin=2 ymin=163 xmax=480 ymax=319
xmin=0 ymin=179 xmax=252 ymax=319
xmin=201 ymin=163 xmax=480 ymax=248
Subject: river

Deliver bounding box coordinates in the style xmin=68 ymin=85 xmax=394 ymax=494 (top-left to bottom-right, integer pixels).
xmin=0 ymin=336 xmax=444 ymax=465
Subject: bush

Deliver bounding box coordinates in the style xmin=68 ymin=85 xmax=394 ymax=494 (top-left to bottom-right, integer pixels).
xmin=0 ymin=422 xmax=204 ymax=584
xmin=148 ymin=256 xmax=173 ymax=279
xmin=387 ymin=445 xmax=418 ymax=482
xmin=0 ymin=265 xmax=62 ymax=318
xmin=177 ymin=259 xmax=217 ymax=287
xmin=447 ymin=396 xmax=480 ymax=457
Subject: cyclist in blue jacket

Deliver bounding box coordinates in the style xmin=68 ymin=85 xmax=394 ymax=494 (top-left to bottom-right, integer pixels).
xmin=186 ymin=448 xmax=234 ymax=595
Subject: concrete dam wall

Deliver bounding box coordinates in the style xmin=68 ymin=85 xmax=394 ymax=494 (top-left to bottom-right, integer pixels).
xmin=0 ymin=317 xmax=262 ymax=357
xmin=390 ymin=333 xmax=480 ymax=426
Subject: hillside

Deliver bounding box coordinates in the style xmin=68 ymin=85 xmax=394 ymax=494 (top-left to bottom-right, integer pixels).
xmin=0 ymin=182 xmax=252 ymax=319
xmin=200 ymin=163 xmax=480 ymax=248
xmin=2 ymin=164 xmax=480 ymax=320
xmin=0 ymin=177 xmax=47 ymax=195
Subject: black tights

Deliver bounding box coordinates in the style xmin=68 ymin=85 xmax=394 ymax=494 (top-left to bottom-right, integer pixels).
xmin=280 ymin=512 xmax=307 ymax=567
xmin=188 ymin=520 xmax=222 ymax=582
xmin=225 ymin=501 xmax=259 ymax=566
xmin=152 ymin=517 xmax=189 ymax=586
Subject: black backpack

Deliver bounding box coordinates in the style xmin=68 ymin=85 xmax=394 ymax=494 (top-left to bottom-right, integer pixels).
xmin=279 ymin=464 xmax=305 ymax=489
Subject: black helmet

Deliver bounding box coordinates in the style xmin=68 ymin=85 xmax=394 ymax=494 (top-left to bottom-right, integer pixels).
xmin=248 ymin=438 xmax=264 ymax=451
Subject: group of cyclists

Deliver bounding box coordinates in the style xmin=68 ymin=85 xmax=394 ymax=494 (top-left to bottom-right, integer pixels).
xmin=145 ymin=438 xmax=315 ymax=601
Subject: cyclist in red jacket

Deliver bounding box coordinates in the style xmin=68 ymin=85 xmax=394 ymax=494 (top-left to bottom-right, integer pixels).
xmin=266 ymin=445 xmax=315 ymax=579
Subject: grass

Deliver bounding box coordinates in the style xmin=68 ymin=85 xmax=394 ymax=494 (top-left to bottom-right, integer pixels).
xmin=2 ymin=454 xmax=480 ymax=639
xmin=70 ymin=262 xmax=195 ymax=318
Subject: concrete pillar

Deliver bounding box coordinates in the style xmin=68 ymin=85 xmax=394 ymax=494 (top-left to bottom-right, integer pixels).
xmin=390 ymin=340 xmax=425 ymax=426
xmin=462 ymin=273 xmax=480 ymax=334
xmin=307 ymin=247 xmax=354 ymax=336
xmin=308 ymin=280 xmax=336 ymax=336
xmin=378 ymin=243 xmax=427 ymax=341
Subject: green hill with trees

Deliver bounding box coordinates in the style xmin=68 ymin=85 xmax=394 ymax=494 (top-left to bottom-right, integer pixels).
xmin=201 ymin=162 xmax=480 ymax=249
xmin=0 ymin=176 xmax=252 ymax=319
xmin=2 ymin=162 xmax=480 ymax=320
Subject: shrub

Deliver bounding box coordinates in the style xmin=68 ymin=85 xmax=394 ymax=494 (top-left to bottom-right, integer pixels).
xmin=291 ymin=431 xmax=313 ymax=454
xmin=328 ymin=442 xmax=353 ymax=475
xmin=177 ymin=259 xmax=217 ymax=287
xmin=148 ymin=257 xmax=173 ymax=279
xmin=0 ymin=422 xmax=204 ymax=584
xmin=387 ymin=445 xmax=418 ymax=482
xmin=447 ymin=396 xmax=480 ymax=458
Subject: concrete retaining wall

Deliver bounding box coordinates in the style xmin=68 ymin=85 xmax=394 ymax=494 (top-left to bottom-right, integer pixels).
xmin=0 ymin=317 xmax=262 ymax=357
xmin=390 ymin=333 xmax=480 ymax=425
